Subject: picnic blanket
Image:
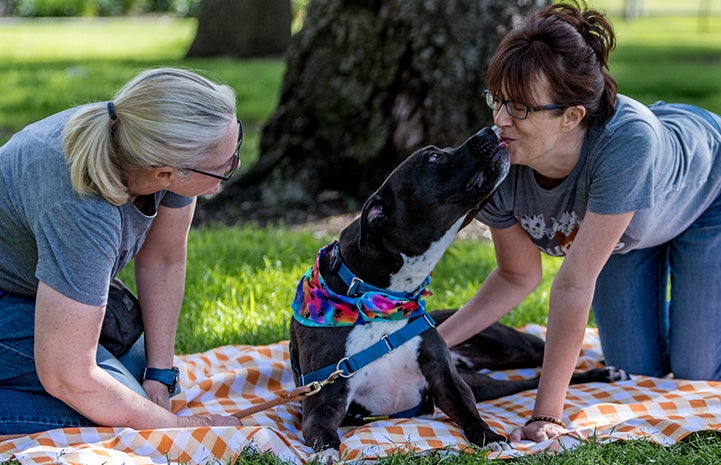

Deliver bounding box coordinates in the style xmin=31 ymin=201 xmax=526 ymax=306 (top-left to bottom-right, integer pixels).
xmin=2 ymin=325 xmax=720 ymax=464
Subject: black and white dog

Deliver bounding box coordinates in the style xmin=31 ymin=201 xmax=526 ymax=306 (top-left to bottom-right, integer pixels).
xmin=289 ymin=127 xmax=625 ymax=462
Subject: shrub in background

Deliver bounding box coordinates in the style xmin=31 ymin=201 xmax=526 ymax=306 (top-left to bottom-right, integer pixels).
xmin=10 ymin=0 xmax=201 ymax=17
xmin=16 ymin=0 xmax=86 ymax=16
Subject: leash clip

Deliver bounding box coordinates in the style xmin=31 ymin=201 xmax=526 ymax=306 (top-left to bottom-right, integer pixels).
xmin=304 ymin=369 xmax=344 ymax=396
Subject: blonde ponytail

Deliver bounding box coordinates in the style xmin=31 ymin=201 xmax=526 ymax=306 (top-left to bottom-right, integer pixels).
xmin=63 ymin=67 xmax=237 ymax=206
xmin=63 ymin=103 xmax=127 ymax=205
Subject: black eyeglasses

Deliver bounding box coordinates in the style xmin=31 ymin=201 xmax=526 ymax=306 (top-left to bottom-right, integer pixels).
xmin=483 ymin=90 xmax=565 ymax=120
xmin=187 ymin=119 xmax=243 ymax=182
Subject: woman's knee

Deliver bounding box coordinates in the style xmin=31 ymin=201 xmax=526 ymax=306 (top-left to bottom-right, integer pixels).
xmin=0 ymin=388 xmax=95 ymax=434
xmin=96 ymin=338 xmax=147 ymax=398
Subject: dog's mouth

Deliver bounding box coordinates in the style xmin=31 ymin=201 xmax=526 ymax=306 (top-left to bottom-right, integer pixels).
xmin=439 ymin=128 xmax=510 ymax=212
xmin=461 ymin=134 xmax=510 ymax=210
xmin=465 ymin=142 xmax=510 ymax=191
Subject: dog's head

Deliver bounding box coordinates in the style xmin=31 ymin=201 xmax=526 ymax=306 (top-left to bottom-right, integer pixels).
xmin=359 ymin=127 xmax=509 ymax=256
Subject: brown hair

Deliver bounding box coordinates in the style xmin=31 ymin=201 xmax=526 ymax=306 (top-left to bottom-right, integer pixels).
xmin=486 ymin=0 xmax=617 ymax=127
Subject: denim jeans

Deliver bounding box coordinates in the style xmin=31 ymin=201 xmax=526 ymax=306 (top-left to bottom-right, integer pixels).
xmin=0 ymin=293 xmax=148 ymax=434
xmin=593 ymin=191 xmax=721 ymax=380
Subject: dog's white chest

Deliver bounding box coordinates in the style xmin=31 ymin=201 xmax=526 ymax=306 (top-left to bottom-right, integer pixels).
xmin=344 ymin=320 xmax=427 ymax=415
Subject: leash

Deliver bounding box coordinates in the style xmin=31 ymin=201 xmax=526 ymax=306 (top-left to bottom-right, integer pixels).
xmin=294 ymin=312 xmax=436 ymax=386
xmin=231 ymin=369 xmax=344 ymax=420
xmin=236 ymin=314 xmax=433 ymax=422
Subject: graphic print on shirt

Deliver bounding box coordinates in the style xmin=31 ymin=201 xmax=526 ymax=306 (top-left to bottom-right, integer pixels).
xmin=519 ymin=210 xmax=630 ymax=256
xmin=519 ymin=211 xmax=581 ymax=256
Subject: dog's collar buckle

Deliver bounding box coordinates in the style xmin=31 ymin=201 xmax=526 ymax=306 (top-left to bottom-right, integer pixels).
xmin=329 ymin=242 xmax=342 ymax=273
xmin=347 ymin=277 xmax=364 ymax=296
xmin=329 ymin=241 xmax=425 ymax=299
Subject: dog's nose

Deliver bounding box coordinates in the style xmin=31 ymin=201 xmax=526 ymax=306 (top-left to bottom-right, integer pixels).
xmin=473 ymin=126 xmax=499 ymax=142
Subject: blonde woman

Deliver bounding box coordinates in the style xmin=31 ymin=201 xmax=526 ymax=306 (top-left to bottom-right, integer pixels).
xmin=0 ymin=67 xmax=243 ymax=433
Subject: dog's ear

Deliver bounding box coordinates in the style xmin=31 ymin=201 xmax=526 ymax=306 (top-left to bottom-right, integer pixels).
xmin=360 ymin=190 xmax=392 ymax=248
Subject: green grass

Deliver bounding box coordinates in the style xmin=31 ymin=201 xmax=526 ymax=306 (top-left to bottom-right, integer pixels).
xmin=117 ymin=224 xmax=563 ymax=353
xmin=170 ymin=225 xmax=333 ymax=352
xmin=2 ymin=7 xmax=721 ymax=464
xmin=2 ymin=430 xmax=721 ymax=465
xmin=0 ymin=17 xmax=284 ymax=165
xmin=0 ymin=17 xmax=196 ymax=61
xmin=610 ymin=15 xmax=721 ymax=111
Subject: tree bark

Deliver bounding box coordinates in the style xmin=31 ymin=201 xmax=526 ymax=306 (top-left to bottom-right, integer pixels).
xmin=186 ymin=0 xmax=292 ymax=58
xmin=203 ymin=0 xmax=549 ymax=224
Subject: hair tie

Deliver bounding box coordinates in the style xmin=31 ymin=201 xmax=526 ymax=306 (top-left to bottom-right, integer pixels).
xmin=107 ymin=101 xmax=118 ymax=121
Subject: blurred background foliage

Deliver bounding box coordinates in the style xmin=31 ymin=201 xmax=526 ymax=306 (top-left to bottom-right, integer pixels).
xmin=0 ymin=0 xmax=309 ymax=19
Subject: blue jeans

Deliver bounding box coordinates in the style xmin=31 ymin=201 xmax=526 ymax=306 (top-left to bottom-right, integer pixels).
xmin=593 ymin=191 xmax=721 ymax=380
xmin=0 ymin=293 xmax=148 ymax=434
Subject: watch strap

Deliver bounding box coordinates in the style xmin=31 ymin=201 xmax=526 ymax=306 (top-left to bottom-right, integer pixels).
xmin=142 ymin=366 xmax=179 ymax=393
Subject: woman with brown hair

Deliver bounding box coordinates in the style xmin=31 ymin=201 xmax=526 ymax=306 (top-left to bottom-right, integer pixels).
xmin=439 ymin=1 xmax=721 ymax=442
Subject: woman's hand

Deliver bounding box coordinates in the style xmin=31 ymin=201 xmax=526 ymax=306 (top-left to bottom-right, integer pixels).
xmin=177 ymin=414 xmax=243 ymax=428
xmin=509 ymin=419 xmax=567 ymax=442
xmin=143 ymin=380 xmax=172 ymax=411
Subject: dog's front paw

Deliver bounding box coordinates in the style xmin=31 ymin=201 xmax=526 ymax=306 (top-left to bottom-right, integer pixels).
xmin=596 ymin=366 xmax=630 ymax=382
xmin=308 ymin=448 xmax=340 ymax=464
xmin=487 ymin=440 xmax=513 ymax=452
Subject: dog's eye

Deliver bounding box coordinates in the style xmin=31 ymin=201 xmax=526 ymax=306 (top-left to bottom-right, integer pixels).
xmin=428 ymin=152 xmax=443 ymax=163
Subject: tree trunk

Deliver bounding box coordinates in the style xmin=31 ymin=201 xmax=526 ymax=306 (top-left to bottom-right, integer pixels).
xmin=186 ymin=0 xmax=292 ymax=58
xmin=203 ymin=0 xmax=549 ymax=224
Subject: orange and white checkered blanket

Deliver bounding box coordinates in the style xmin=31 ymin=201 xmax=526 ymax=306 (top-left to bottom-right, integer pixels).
xmin=2 ymin=325 xmax=720 ymax=464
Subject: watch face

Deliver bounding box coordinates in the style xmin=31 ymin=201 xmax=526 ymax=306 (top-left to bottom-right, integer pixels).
xmin=170 ymin=367 xmax=181 ymax=395
xmin=143 ymin=367 xmax=181 ymax=394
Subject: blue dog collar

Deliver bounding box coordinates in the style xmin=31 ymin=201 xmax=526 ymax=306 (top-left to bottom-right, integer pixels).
xmin=291 ymin=242 xmax=431 ymax=327
xmin=329 ymin=241 xmax=425 ymax=299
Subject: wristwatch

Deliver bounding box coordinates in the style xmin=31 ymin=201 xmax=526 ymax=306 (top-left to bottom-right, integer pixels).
xmin=142 ymin=366 xmax=180 ymax=394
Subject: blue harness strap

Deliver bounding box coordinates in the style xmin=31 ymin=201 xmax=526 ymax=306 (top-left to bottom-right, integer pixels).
xmin=293 ymin=312 xmax=436 ymax=387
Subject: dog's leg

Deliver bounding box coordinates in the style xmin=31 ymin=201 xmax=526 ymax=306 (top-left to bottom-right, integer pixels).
xmin=301 ymin=381 xmax=350 ymax=463
xmin=570 ymin=366 xmax=629 ymax=384
xmin=461 ymin=366 xmax=629 ymax=402
xmin=418 ymin=333 xmax=507 ymax=449
xmin=290 ymin=322 xmax=355 ymax=462
xmin=432 ymin=310 xmax=546 ymax=371
xmin=458 ymin=367 xmax=546 ymax=401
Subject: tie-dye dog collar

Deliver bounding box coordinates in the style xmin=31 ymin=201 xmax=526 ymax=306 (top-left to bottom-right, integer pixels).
xmin=291 ymin=243 xmax=432 ymax=327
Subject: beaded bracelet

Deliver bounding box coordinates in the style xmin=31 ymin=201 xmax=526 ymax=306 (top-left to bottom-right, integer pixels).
xmin=525 ymin=415 xmax=565 ymax=427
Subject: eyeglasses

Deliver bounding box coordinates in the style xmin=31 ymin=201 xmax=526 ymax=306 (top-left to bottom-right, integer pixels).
xmin=483 ymin=90 xmax=565 ymax=120
xmin=186 ymin=119 xmax=243 ymax=182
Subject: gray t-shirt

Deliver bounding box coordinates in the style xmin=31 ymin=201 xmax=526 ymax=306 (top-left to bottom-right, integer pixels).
xmin=0 ymin=108 xmax=193 ymax=305
xmin=478 ymin=95 xmax=721 ymax=256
